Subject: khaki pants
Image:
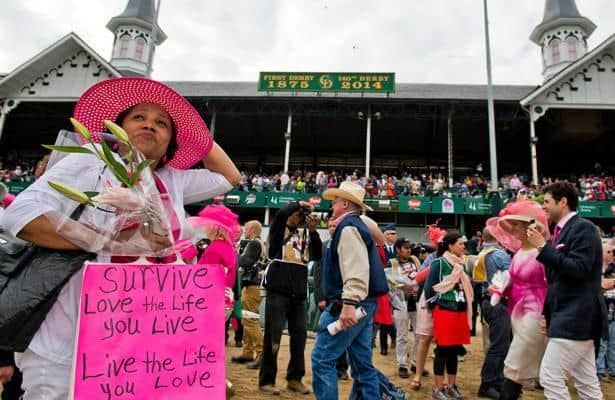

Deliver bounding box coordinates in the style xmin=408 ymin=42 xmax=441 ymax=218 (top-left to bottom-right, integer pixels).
xmin=539 ymin=338 xmax=603 ymax=400
xmin=240 ymin=285 xmax=263 ymax=359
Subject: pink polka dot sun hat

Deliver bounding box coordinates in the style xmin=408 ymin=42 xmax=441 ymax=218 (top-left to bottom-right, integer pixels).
xmin=73 ymin=77 xmax=213 ymax=170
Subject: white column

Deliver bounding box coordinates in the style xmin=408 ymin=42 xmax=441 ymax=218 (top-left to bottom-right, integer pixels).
xmin=365 ymin=107 xmax=372 ymax=178
xmin=447 ymin=108 xmax=454 ymax=188
xmin=264 ymin=206 xmax=270 ymax=226
xmin=283 ymin=110 xmax=292 ymax=173
xmin=530 ymin=114 xmax=539 ymax=185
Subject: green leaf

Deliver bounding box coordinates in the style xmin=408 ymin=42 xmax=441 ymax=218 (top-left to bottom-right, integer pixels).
xmin=42 ymin=145 xmax=95 ymax=154
xmin=129 ymin=159 xmax=155 ymax=185
xmin=70 ymin=118 xmax=92 ymax=141
xmin=48 ymin=181 xmax=92 ymax=205
xmin=100 ymin=141 xmax=130 ymax=186
xmin=84 ymin=191 xmax=99 ymax=199
xmin=103 ymin=120 xmax=130 ymax=143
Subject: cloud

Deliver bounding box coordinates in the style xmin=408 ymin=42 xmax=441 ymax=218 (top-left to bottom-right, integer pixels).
xmin=1 ymin=0 xmax=614 ymax=85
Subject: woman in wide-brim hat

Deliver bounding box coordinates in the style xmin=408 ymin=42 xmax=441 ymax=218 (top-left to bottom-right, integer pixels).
xmin=485 ymin=200 xmax=549 ymax=400
xmin=2 ymin=77 xmax=240 ymax=398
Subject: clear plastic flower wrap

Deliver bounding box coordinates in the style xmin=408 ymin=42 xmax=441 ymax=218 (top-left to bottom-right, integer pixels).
xmin=489 ymin=270 xmax=511 ymax=306
xmin=38 ymin=119 xmax=175 ymax=257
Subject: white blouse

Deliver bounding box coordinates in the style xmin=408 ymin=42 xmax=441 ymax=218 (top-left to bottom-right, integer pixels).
xmin=1 ymin=151 xmax=232 ymax=364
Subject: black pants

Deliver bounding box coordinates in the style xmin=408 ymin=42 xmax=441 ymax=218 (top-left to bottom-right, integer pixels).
xmin=434 ymin=345 xmax=460 ymax=376
xmin=379 ymin=324 xmax=396 ymax=351
xmin=479 ymin=299 xmax=511 ymax=388
xmin=336 ymin=351 xmax=348 ymax=372
xmin=225 ymin=316 xmax=244 ymax=344
xmin=259 ymin=291 xmax=307 ymax=386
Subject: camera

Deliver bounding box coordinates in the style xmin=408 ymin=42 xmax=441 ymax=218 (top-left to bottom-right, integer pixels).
xmin=299 ymin=205 xmax=312 ymax=219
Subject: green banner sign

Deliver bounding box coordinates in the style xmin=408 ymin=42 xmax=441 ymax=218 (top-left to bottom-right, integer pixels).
xmin=431 ymin=197 xmax=465 ymax=214
xmin=465 ymin=198 xmax=494 ymax=215
xmin=578 ymin=201 xmax=602 ymax=217
xmin=258 ymin=72 xmax=395 ymax=92
xmin=224 ymin=191 xmax=266 ymax=208
xmin=398 ymin=196 xmax=431 ymax=213
xmin=266 ymin=192 xmax=331 ymax=210
xmin=5 ymin=181 xmax=32 ymax=194
xmin=600 ymin=201 xmax=615 ymax=218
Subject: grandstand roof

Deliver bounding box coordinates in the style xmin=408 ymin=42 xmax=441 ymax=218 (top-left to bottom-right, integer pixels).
xmin=165 ymin=81 xmax=537 ymax=102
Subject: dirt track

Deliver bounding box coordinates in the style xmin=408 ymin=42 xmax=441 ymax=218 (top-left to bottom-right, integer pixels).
xmin=226 ymin=326 xmax=614 ymax=399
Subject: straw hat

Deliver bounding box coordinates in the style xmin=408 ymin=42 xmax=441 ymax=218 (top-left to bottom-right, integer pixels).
xmin=73 ymin=77 xmax=213 ymax=170
xmin=323 ymin=181 xmax=373 ymax=211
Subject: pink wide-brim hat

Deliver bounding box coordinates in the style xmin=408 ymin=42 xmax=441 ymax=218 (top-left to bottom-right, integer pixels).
xmin=73 ymin=77 xmax=213 ymax=170
xmin=187 ymin=204 xmax=240 ymax=240
xmin=486 ymin=200 xmax=550 ymax=252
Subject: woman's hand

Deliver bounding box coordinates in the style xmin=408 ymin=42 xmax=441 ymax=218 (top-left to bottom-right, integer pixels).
xmin=527 ymin=226 xmax=546 ymax=249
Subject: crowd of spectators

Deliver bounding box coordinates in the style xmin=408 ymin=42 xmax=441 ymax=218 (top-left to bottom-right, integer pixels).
xmin=2 ymin=156 xmax=615 ymax=202
xmin=236 ymin=168 xmax=615 ymax=201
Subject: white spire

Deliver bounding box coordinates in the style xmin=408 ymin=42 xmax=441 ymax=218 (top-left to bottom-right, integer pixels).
xmin=106 ymin=0 xmax=167 ymax=77
xmin=529 ymin=0 xmax=596 ymax=82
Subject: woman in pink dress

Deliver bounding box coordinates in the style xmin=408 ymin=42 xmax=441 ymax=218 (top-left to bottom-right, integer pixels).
xmin=486 ymin=200 xmax=550 ymax=400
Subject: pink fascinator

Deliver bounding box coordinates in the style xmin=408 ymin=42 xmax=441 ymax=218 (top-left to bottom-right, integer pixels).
xmin=426 ymin=219 xmax=447 ymax=245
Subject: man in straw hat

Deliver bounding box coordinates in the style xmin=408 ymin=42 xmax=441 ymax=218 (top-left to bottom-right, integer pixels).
xmin=311 ymin=181 xmax=388 ymax=399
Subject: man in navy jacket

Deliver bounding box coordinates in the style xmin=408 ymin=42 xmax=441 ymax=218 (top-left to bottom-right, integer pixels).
xmin=527 ymin=182 xmax=607 ymax=400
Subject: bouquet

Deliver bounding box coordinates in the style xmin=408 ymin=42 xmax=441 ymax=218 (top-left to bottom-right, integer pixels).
xmin=489 ymin=270 xmax=510 ymax=306
xmin=42 ymin=118 xmax=174 ymax=256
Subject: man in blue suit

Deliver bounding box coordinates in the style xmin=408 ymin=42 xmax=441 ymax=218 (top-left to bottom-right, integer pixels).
xmin=382 ymin=224 xmax=397 ymax=262
xmin=527 ymin=182 xmax=608 ymax=400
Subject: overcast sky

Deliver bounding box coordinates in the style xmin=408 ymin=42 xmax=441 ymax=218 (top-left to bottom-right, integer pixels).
xmin=1 ymin=1 xmax=613 ymax=85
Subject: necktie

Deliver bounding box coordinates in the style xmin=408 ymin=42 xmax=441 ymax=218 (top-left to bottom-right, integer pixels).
xmin=551 ymin=225 xmax=561 ymax=245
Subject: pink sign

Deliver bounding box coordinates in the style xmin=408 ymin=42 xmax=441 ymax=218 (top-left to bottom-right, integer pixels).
xmin=71 ymin=262 xmax=226 ymax=399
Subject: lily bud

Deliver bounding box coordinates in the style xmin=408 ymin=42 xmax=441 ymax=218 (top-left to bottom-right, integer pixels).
xmin=48 ymin=181 xmax=92 ymax=205
xmin=70 ymin=118 xmax=92 ymax=141
xmin=103 ymin=120 xmax=130 ymax=143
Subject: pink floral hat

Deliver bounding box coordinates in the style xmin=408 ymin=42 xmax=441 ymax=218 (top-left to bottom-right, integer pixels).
xmin=73 ymin=77 xmax=213 ymax=170
xmin=486 ymin=200 xmax=550 ymax=252
xmin=187 ymin=204 xmax=240 ymax=241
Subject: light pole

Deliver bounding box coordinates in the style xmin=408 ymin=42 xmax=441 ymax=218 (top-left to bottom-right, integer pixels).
xmin=358 ymin=106 xmax=381 ymax=179
xmin=483 ymin=0 xmax=499 ymax=191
